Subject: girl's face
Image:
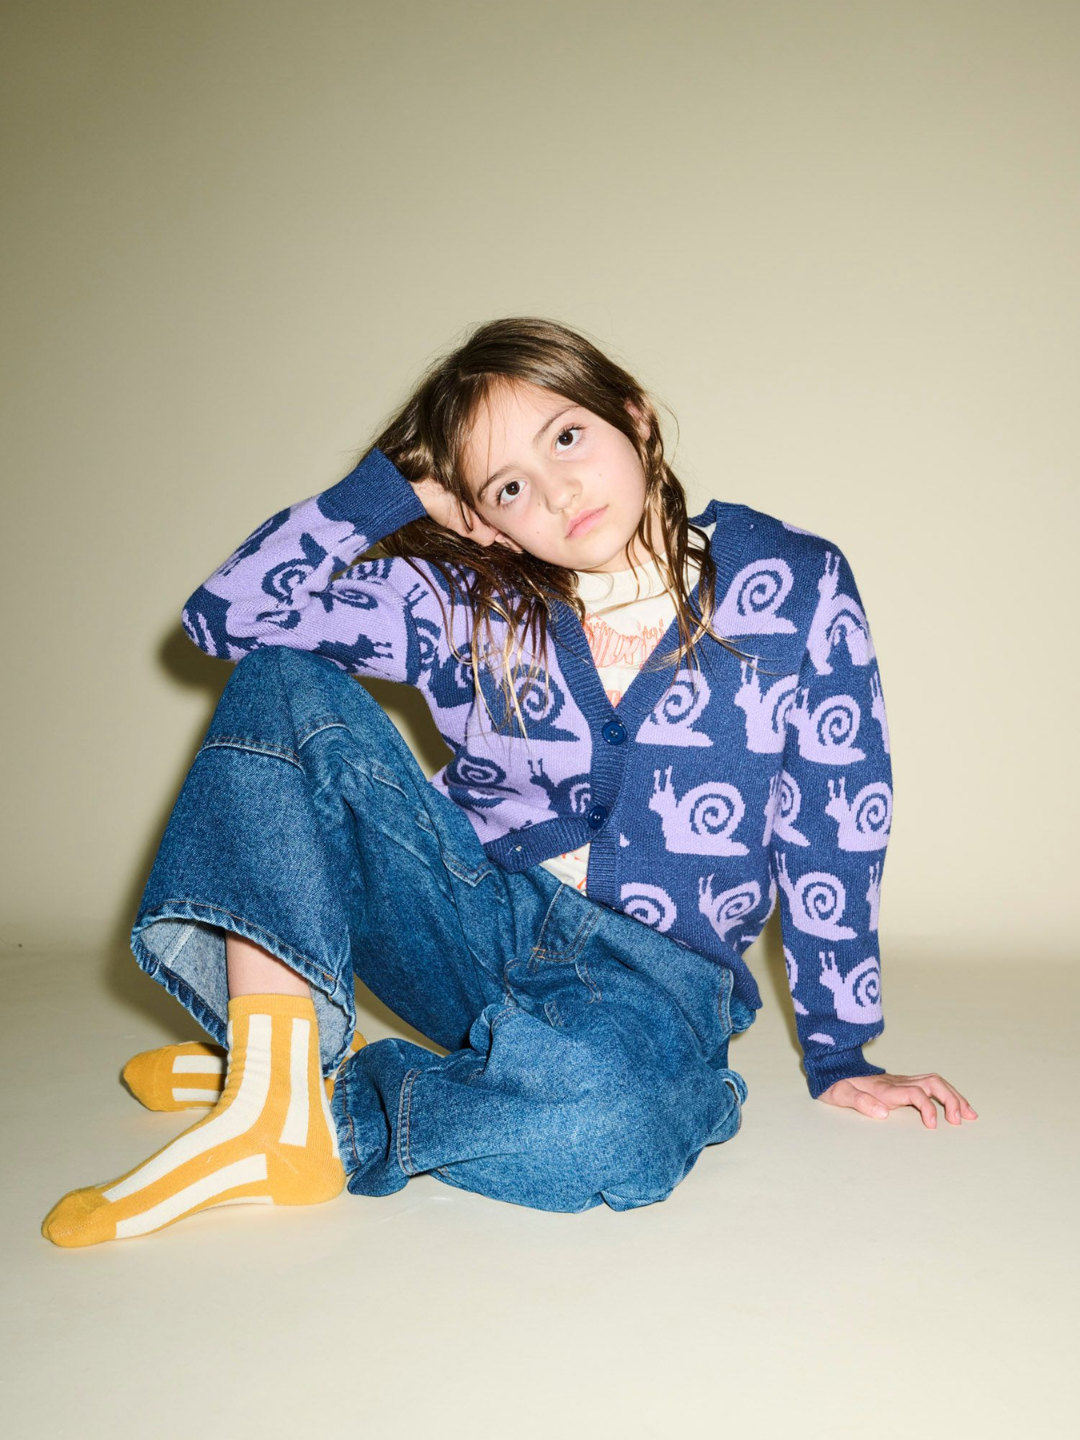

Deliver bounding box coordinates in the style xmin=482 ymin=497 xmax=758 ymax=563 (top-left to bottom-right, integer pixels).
xmin=459 ymin=380 xmax=661 ymax=573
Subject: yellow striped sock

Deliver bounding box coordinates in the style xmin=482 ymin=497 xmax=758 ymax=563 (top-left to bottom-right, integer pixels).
xmin=43 ymin=994 xmax=345 ymax=1248
xmin=122 ymin=1030 xmax=367 ymax=1111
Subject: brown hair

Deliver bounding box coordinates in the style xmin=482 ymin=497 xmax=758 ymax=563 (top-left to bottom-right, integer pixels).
xmin=359 ymin=316 xmax=757 ymax=739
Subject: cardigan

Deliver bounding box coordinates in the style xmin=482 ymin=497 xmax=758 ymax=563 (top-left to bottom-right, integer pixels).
xmin=180 ymin=446 xmax=892 ymax=1098
xmin=540 ymin=552 xmax=704 ymax=894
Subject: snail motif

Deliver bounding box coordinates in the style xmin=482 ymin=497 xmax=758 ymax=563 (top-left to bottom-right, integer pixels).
xmin=807 ymin=550 xmax=876 ymax=677
xmin=649 ymin=766 xmax=749 ymax=856
xmin=697 ymin=876 xmax=762 ymax=943
xmin=774 ymin=852 xmax=857 ymax=939
xmin=636 ymin=670 xmax=713 ymax=747
xmin=869 ymin=669 xmax=891 ymax=755
xmin=733 ymin=661 xmax=800 ymax=754
xmin=715 ymin=558 xmax=797 ymax=635
xmin=824 ymin=776 xmax=893 ymax=851
xmin=785 ymin=687 xmax=866 ymax=764
xmin=619 ymin=883 xmax=677 ymax=932
xmin=527 ymin=758 xmax=592 ymax=817
xmin=817 ymin=950 xmax=882 ymax=1024
xmin=765 ymin=769 xmax=811 ymax=847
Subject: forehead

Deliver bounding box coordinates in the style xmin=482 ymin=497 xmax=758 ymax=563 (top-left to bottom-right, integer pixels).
xmin=461 ymin=380 xmax=576 ymax=474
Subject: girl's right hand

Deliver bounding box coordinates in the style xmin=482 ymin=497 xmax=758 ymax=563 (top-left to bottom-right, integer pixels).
xmin=412 ymin=476 xmax=524 ymax=553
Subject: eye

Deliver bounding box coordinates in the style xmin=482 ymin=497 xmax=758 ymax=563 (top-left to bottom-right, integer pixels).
xmin=493 ymin=424 xmax=584 ymax=507
xmin=494 ymin=479 xmax=523 ymax=507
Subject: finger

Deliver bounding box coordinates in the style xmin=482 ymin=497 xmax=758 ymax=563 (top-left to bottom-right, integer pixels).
xmin=853 ymin=1089 xmax=890 ymax=1120
xmin=920 ymin=1075 xmax=968 ymax=1125
xmin=898 ymin=1084 xmax=937 ymax=1127
xmin=826 ymin=1081 xmax=888 ymax=1118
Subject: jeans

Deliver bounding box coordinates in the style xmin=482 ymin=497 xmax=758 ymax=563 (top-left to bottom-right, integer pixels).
xmin=130 ymin=645 xmax=755 ymax=1213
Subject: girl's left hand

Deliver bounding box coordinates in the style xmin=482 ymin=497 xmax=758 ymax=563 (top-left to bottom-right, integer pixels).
xmin=817 ymin=1072 xmax=979 ymax=1127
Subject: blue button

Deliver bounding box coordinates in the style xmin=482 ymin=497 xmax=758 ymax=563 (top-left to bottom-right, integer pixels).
xmin=601 ymin=720 xmax=627 ymax=745
xmin=587 ymin=804 xmax=608 ymax=828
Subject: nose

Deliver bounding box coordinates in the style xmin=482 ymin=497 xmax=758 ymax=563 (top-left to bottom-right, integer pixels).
xmin=538 ymin=470 xmax=581 ymax=514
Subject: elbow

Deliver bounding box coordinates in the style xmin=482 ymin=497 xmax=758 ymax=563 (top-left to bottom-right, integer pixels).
xmin=180 ymin=584 xmax=228 ymax=658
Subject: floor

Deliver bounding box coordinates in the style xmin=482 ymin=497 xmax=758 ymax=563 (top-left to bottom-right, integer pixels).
xmin=2 ymin=936 xmax=1071 ymax=1439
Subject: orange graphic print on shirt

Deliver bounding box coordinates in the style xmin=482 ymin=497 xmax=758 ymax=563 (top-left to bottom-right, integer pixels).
xmin=582 ymin=612 xmax=668 ymax=674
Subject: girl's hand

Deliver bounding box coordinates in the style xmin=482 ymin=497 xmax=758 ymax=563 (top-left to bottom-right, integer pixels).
xmin=411 ymin=476 xmax=525 ymax=553
xmin=817 ymin=1072 xmax=979 ymax=1127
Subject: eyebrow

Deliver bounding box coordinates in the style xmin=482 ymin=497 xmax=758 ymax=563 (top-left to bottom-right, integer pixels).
xmin=476 ymin=405 xmax=578 ymax=503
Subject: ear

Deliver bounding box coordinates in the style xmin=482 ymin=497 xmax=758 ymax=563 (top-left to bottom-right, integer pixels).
xmin=624 ymin=398 xmax=650 ymax=446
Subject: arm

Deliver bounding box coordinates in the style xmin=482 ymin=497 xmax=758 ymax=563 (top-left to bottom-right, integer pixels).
xmin=179 ymin=447 xmax=474 ymax=691
xmin=772 ymin=543 xmax=977 ymax=1127
xmin=771 ymin=542 xmax=892 ymax=1098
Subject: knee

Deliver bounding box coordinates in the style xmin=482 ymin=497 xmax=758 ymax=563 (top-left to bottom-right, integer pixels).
xmin=552 ymin=1060 xmax=690 ymax=1205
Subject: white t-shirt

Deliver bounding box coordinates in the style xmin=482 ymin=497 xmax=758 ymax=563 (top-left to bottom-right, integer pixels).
xmin=538 ymin=549 xmax=704 ymax=894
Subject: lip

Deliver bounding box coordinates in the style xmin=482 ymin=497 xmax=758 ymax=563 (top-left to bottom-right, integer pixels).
xmin=566 ymin=506 xmax=607 ymax=539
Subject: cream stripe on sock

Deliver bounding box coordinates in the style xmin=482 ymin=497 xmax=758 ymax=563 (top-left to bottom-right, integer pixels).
xmin=114 ymin=1154 xmax=268 ymax=1238
xmin=173 ymin=1055 xmax=225 ymax=1074
xmin=104 ymin=1014 xmax=273 ymax=1203
xmin=171 ymin=1087 xmax=220 ymax=1103
xmin=279 ymin=1017 xmax=310 ymax=1147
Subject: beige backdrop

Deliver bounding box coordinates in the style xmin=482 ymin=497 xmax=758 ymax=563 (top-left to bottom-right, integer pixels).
xmin=3 ymin=0 xmax=1076 ymax=968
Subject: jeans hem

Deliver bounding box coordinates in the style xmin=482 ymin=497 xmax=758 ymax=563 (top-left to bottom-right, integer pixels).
xmin=130 ymin=897 xmax=356 ymax=1078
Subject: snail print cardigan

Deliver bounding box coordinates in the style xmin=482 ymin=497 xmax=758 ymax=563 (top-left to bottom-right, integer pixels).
xmin=181 ymin=447 xmax=892 ymax=1098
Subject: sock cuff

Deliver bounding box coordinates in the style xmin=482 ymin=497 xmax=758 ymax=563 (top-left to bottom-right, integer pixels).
xmin=226 ymin=992 xmax=318 ymax=1022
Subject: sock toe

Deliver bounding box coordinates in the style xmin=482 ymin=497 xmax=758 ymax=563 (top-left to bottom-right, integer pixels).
xmin=42 ymin=1187 xmax=112 ymax=1248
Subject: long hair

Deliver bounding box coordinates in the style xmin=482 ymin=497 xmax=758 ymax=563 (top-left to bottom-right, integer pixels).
xmin=360 ymin=316 xmax=756 ymax=740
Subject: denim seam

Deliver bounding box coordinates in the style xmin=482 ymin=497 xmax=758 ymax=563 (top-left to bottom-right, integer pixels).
xmin=531 ymin=892 xmax=601 ymax=964
xmin=396 ymin=1067 xmax=421 ymax=1176
xmin=296 ymin=713 xmax=350 ymax=750
xmin=337 ymin=1065 xmax=364 ymax=1175
xmin=341 ymin=752 xmax=409 ymax=798
xmin=197 ymin=736 xmax=303 ymax=769
xmin=414 ymin=808 xmax=498 ymax=889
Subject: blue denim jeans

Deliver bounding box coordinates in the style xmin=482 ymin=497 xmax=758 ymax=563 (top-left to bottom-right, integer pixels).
xmin=131 ymin=645 xmax=754 ymax=1213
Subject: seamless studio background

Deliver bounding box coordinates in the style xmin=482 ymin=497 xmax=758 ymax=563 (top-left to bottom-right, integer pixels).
xmin=3 ymin=2 xmax=1075 ymax=968
xmin=1 ymin=3 xmax=1076 ymax=1438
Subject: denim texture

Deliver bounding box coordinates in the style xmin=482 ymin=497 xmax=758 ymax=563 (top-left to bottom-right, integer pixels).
xmin=131 ymin=645 xmax=755 ymax=1213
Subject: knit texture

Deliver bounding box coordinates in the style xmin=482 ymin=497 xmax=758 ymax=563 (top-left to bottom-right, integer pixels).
xmin=181 ymin=448 xmax=892 ymax=1098
xmin=540 ymin=553 xmax=703 ymax=894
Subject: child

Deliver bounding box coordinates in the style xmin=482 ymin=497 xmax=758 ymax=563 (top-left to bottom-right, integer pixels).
xmin=42 ymin=316 xmax=976 ymax=1248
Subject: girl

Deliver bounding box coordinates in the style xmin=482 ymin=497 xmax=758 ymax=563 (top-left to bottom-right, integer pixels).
xmin=42 ymin=317 xmax=976 ymax=1248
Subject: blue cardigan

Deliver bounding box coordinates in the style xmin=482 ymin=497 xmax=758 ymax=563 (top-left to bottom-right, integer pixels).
xmin=182 ymin=447 xmax=892 ymax=1098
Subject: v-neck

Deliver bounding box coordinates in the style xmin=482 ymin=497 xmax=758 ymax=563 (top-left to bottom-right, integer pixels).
xmin=547 ymin=500 xmax=754 ymax=724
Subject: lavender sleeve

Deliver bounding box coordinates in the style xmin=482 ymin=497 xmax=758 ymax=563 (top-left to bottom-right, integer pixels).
xmin=179 ymin=447 xmax=471 ymax=691
xmin=771 ymin=543 xmax=893 ymax=1099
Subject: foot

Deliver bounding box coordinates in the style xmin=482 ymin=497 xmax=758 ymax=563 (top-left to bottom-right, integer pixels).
xmin=122 ymin=1030 xmax=367 ymax=1111
xmin=43 ymin=994 xmax=346 ymax=1248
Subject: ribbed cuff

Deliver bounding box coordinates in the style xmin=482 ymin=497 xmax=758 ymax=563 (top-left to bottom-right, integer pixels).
xmin=318 ymin=445 xmax=429 ymax=538
xmin=804 ymin=1045 xmax=887 ymax=1100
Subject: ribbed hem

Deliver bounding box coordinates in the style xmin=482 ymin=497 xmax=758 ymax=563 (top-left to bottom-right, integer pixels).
xmin=226 ymin=992 xmax=319 ymax=1019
